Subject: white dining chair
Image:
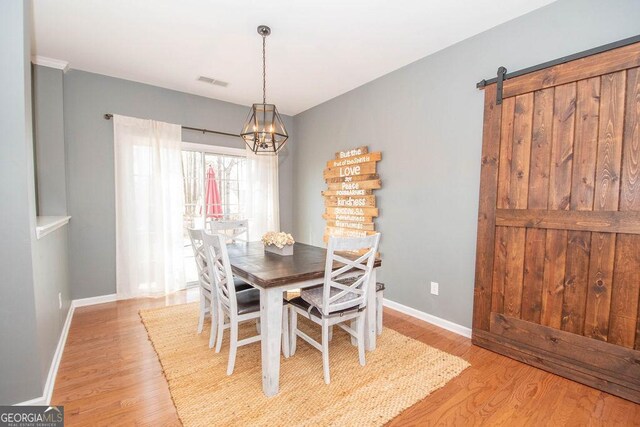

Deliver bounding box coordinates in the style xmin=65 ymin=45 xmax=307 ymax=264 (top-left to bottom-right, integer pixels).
xmin=207 ymin=219 xmax=249 ymax=243
xmin=376 ymin=282 xmax=385 ymax=336
xmin=202 ymin=232 xmax=290 ymax=375
xmin=188 ymin=228 xmax=252 ymax=348
xmin=188 ymin=228 xmax=215 ymax=337
xmin=327 ymin=279 xmax=385 ymax=340
xmin=205 ymin=220 xmax=255 ymax=329
xmin=288 ymin=233 xmax=381 ymax=384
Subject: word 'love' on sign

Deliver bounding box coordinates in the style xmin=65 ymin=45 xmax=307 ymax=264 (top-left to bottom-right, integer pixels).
xmin=323 ymin=161 xmax=378 ymax=180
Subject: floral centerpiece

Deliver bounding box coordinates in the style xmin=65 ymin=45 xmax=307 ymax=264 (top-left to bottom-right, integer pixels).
xmin=262 ymin=231 xmax=295 ymax=256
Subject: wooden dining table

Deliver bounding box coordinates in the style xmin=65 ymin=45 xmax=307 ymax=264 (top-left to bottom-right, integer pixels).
xmin=226 ymin=241 xmax=382 ymax=397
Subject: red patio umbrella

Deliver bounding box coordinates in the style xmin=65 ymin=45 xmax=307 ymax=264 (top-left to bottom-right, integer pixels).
xmin=204 ymin=165 xmax=223 ymax=219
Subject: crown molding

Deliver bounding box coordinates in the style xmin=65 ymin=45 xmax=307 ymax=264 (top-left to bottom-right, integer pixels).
xmin=31 ymin=55 xmax=70 ymax=73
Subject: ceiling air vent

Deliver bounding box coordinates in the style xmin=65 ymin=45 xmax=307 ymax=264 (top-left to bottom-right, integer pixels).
xmin=197 ymin=76 xmax=228 ymax=87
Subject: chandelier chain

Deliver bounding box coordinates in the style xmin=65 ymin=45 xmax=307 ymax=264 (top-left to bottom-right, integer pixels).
xmin=262 ymin=34 xmax=266 ymax=105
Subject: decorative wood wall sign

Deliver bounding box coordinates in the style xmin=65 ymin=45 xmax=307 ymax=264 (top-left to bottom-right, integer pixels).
xmin=323 ymin=146 xmax=381 ymax=242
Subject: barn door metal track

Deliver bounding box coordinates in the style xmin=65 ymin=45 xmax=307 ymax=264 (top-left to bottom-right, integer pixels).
xmin=476 ymin=34 xmax=640 ymax=105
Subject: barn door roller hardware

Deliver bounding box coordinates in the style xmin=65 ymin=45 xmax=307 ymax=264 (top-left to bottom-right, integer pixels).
xmin=476 ymin=66 xmax=507 ymax=104
xmin=476 ymin=34 xmax=640 ymax=104
xmin=495 ymin=67 xmax=507 ymax=105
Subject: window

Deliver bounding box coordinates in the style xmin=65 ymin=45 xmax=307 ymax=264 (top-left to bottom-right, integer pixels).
xmin=181 ymin=143 xmax=247 ymax=284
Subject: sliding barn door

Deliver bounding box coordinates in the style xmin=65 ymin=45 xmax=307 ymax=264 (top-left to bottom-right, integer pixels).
xmin=473 ymin=42 xmax=640 ymax=403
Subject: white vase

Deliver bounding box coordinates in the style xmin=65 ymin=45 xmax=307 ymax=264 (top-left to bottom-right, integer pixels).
xmin=264 ymin=244 xmax=294 ymax=256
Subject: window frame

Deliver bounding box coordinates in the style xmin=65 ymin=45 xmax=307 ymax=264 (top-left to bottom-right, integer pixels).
xmin=182 ymin=141 xmax=246 ymax=157
xmin=181 ymin=142 xmax=248 ymax=221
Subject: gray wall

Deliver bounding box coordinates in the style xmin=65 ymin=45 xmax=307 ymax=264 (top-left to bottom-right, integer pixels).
xmin=0 ymin=0 xmax=45 ymax=404
xmin=33 ymin=65 xmax=67 ymax=216
xmin=0 ymin=1 xmax=73 ymax=404
xmin=32 ymin=228 xmax=72 ymax=388
xmin=31 ymin=64 xmax=73 ymax=389
xmin=62 ymin=70 xmax=295 ymax=299
xmin=292 ymin=0 xmax=640 ymax=328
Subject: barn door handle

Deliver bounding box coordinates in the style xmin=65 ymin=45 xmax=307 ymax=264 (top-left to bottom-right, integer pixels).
xmin=496 ymin=67 xmax=507 ymax=105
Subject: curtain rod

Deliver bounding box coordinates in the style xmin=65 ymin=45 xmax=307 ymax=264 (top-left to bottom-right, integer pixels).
xmin=103 ymin=113 xmax=241 ymax=138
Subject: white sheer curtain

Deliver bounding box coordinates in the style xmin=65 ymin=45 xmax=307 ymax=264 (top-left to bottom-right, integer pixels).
xmin=113 ymin=115 xmax=185 ymax=298
xmin=245 ymin=148 xmax=280 ymax=241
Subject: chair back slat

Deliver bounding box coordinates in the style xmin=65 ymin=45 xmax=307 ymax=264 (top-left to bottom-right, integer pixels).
xmin=321 ymin=234 xmax=381 ymax=315
xmin=202 ymin=232 xmax=238 ymax=312
xmin=188 ymin=228 xmax=212 ymax=292
xmin=208 ymin=219 xmax=249 ymax=243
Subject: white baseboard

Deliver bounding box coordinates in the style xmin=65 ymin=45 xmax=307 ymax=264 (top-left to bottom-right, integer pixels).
xmin=383 ymin=298 xmax=472 ymax=339
xmin=14 ymin=293 xmax=118 ymax=406
xmin=42 ymin=302 xmax=75 ymax=404
xmin=14 ymin=303 xmax=74 ymax=406
xmin=14 ymin=396 xmax=47 ymax=406
xmin=72 ymin=293 xmax=118 ymax=308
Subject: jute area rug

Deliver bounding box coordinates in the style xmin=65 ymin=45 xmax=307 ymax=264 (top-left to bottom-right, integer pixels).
xmin=139 ymin=303 xmax=469 ymax=426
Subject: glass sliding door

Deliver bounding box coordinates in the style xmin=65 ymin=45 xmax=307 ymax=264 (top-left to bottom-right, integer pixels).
xmin=181 ymin=145 xmax=247 ymax=285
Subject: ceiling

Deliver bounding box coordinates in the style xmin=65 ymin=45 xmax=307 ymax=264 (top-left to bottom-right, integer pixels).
xmin=32 ymin=0 xmax=556 ymax=115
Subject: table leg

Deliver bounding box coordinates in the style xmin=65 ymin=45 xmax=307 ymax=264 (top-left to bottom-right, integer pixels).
xmin=260 ymin=287 xmax=283 ymax=397
xmin=365 ymin=269 xmax=377 ymax=351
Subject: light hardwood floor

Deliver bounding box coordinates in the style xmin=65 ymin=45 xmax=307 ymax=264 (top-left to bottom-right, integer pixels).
xmin=52 ymin=289 xmax=640 ymax=426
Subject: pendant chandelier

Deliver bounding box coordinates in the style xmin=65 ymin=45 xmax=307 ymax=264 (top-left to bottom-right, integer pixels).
xmin=240 ymin=25 xmax=289 ymax=154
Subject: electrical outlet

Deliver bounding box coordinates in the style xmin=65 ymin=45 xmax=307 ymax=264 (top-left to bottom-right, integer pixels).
xmin=58 ymin=292 xmax=62 ymax=309
xmin=430 ymin=281 xmax=439 ymax=296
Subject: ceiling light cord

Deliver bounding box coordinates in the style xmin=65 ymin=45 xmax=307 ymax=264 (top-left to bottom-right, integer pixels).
xmin=262 ymin=34 xmax=266 ymax=105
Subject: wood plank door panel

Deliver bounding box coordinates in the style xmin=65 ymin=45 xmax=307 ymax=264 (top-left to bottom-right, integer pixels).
xmin=520 ymin=88 xmax=554 ymax=324
xmin=611 ymin=67 xmax=640 ymax=350
xmin=562 ymin=78 xmax=599 ymax=334
xmin=472 ymin=42 xmax=640 ymax=403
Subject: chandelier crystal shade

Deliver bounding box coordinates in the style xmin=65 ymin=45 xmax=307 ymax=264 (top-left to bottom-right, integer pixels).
xmin=240 ymin=25 xmax=289 ymax=154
